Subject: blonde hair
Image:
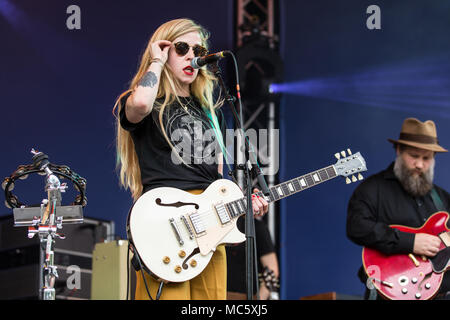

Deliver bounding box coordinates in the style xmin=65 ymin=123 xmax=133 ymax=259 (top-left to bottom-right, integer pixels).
xmin=113 ymin=18 xmax=223 ymax=201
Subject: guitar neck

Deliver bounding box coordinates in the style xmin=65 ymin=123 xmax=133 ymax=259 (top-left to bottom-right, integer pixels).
xmin=254 ymin=165 xmax=337 ymax=203
xmin=223 ymin=165 xmax=337 ymax=219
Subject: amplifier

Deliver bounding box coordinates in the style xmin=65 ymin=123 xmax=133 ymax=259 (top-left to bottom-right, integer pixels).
xmin=0 ymin=215 xmax=114 ymax=300
xmin=91 ymin=240 xmax=136 ymax=300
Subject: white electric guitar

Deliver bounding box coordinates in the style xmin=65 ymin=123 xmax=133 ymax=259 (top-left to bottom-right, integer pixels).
xmin=127 ymin=150 xmax=367 ymax=282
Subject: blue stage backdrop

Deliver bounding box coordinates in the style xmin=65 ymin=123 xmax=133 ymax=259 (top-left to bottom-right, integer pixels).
xmin=1 ymin=0 xmax=449 ymax=301
xmin=0 ymin=0 xmax=234 ymax=238
xmin=278 ymin=0 xmax=450 ymax=299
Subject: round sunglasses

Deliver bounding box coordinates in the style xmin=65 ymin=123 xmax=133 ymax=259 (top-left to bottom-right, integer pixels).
xmin=174 ymin=42 xmax=208 ymax=57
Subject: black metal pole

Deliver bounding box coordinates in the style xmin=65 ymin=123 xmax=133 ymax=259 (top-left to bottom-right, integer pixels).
xmin=210 ymin=62 xmax=258 ymax=300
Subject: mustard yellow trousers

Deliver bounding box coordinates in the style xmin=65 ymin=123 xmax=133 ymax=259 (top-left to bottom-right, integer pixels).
xmin=134 ymin=189 xmax=227 ymax=300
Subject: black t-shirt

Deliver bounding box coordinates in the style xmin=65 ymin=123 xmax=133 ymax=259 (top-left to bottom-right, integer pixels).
xmin=119 ymin=92 xmax=226 ymax=193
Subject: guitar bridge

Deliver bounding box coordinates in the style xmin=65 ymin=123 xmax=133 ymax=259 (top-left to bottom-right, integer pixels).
xmin=181 ymin=215 xmax=194 ymax=240
xmin=169 ymin=218 xmax=184 ymax=246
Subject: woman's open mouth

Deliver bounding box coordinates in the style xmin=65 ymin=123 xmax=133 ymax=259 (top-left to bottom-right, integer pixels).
xmin=183 ymin=66 xmax=194 ymax=76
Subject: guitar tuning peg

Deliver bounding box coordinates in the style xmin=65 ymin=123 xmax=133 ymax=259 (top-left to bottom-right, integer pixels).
xmin=335 ymin=153 xmax=341 ymax=160
xmin=347 ymin=148 xmax=352 ymax=155
xmin=358 ymin=173 xmax=363 ymax=180
xmin=340 ymin=151 xmax=346 ymax=158
xmin=352 ymin=175 xmax=357 ymax=183
xmin=345 ymin=177 xmax=351 ymax=184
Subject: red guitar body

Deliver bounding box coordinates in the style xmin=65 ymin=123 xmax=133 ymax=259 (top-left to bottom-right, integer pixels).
xmin=362 ymin=211 xmax=450 ymax=300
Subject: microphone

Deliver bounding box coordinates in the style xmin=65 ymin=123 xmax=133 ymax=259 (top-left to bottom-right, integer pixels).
xmin=250 ymin=162 xmax=271 ymax=197
xmin=191 ymin=51 xmax=229 ymax=69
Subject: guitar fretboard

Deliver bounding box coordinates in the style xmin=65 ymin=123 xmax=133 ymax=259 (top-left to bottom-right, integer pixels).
xmin=223 ymin=165 xmax=337 ymax=219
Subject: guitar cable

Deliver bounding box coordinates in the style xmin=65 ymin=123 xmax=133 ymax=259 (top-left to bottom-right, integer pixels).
xmin=127 ymin=241 xmax=166 ymax=300
xmin=133 ymin=242 xmax=153 ymax=300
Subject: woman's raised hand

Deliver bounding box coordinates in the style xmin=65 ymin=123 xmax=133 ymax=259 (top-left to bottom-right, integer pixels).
xmin=151 ymin=40 xmax=171 ymax=64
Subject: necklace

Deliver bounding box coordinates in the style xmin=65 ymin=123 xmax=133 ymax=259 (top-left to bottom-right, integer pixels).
xmin=179 ymin=96 xmax=197 ymax=117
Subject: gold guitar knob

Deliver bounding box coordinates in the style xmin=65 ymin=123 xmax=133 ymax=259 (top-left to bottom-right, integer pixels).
xmin=178 ymin=250 xmax=186 ymax=258
xmin=190 ymin=259 xmax=197 ymax=267
xmin=163 ymin=256 xmax=170 ymax=264
xmin=174 ymin=265 xmax=182 ymax=273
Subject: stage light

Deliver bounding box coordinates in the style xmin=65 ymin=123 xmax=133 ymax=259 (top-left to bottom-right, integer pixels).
xmin=268 ymin=83 xmax=275 ymax=94
xmin=236 ymin=36 xmax=283 ymax=105
xmin=0 ymin=0 xmax=24 ymax=25
xmin=270 ymin=55 xmax=450 ymax=118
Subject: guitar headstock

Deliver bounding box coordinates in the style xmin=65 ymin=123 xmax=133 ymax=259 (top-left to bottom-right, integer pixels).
xmin=333 ymin=149 xmax=367 ymax=184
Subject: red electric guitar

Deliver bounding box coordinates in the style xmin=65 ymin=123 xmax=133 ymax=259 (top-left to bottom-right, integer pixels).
xmin=362 ymin=211 xmax=450 ymax=300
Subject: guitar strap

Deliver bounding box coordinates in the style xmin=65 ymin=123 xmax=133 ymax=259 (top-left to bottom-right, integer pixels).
xmin=429 ymin=188 xmax=450 ymax=274
xmin=205 ymin=108 xmax=233 ymax=176
xmin=430 ymin=187 xmax=446 ymax=212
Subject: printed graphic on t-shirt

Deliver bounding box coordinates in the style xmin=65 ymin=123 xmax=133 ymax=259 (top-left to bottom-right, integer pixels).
xmin=165 ymin=106 xmax=218 ymax=165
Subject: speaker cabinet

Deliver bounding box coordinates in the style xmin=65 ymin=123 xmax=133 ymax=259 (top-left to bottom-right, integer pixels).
xmin=0 ymin=215 xmax=114 ymax=300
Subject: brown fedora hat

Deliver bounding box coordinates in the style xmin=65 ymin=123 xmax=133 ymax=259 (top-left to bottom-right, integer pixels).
xmin=388 ymin=118 xmax=448 ymax=152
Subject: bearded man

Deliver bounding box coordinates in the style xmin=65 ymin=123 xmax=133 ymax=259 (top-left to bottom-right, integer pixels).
xmin=346 ymin=118 xmax=450 ymax=299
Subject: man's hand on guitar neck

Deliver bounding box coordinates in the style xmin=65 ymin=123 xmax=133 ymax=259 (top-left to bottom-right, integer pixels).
xmin=252 ymin=188 xmax=269 ymax=217
xmin=413 ymin=233 xmax=442 ymax=257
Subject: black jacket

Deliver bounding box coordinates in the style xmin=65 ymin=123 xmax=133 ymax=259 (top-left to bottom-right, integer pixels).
xmin=347 ymin=162 xmax=450 ymax=293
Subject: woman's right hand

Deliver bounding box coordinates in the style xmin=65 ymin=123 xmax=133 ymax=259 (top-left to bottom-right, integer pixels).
xmin=151 ymin=40 xmax=171 ymax=64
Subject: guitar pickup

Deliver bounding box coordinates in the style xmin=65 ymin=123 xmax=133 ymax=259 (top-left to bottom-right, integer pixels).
xmin=439 ymin=231 xmax=450 ymax=247
xmin=214 ymin=202 xmax=231 ymax=225
xmin=189 ymin=212 xmax=206 ymax=235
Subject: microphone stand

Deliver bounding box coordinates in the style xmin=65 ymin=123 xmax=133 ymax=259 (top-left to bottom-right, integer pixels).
xmin=210 ymin=61 xmax=270 ymax=300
